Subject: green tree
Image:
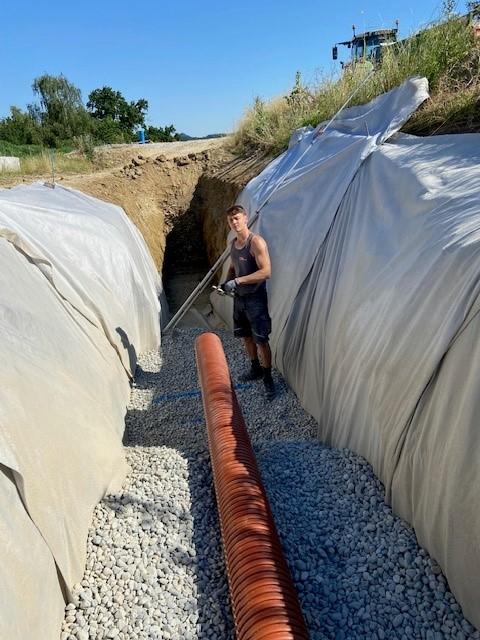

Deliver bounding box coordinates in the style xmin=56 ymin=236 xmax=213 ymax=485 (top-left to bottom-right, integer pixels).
xmin=87 ymin=87 xmax=148 ymax=136
xmin=0 ymin=106 xmax=42 ymax=145
xmin=92 ymin=117 xmax=130 ymax=144
xmin=31 ymin=74 xmax=91 ymax=145
xmin=146 ymin=124 xmax=179 ymax=142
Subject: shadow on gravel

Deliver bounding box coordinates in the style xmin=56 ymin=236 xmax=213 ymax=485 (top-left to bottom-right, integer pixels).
xmin=130 ymin=364 xmax=160 ymax=391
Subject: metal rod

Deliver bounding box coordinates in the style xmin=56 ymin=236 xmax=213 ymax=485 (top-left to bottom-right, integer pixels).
xmin=163 ymin=70 xmax=375 ymax=334
xmin=163 ymin=246 xmax=230 ymax=333
xmin=50 ymin=151 xmax=56 ymax=187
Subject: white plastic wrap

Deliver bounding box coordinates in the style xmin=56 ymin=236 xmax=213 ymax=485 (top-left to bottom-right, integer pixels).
xmin=213 ymin=79 xmax=480 ymax=626
xmin=0 ymin=184 xmax=161 ymax=639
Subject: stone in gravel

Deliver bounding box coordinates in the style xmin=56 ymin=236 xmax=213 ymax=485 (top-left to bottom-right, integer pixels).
xmin=393 ymin=614 xmax=403 ymax=627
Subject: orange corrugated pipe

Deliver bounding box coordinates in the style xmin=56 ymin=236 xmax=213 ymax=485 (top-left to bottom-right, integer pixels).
xmin=195 ymin=332 xmax=309 ymax=640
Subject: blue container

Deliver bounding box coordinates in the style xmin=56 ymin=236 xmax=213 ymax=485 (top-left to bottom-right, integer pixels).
xmin=138 ymin=129 xmax=145 ymax=144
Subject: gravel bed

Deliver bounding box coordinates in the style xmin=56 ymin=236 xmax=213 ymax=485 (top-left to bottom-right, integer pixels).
xmin=61 ymin=328 xmax=478 ymax=640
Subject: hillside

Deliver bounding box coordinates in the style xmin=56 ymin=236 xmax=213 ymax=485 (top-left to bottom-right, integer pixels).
xmin=233 ymin=10 xmax=480 ymax=155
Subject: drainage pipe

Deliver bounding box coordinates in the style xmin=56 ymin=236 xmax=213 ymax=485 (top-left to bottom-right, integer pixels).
xmin=195 ymin=332 xmax=309 ymax=639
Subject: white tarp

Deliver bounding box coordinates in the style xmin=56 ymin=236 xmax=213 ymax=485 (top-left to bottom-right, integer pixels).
xmin=0 ymin=184 xmax=161 ymax=639
xmin=212 ymin=78 xmax=480 ymax=627
xmin=0 ymin=183 xmax=161 ymax=375
xmin=0 ymin=156 xmax=20 ymax=172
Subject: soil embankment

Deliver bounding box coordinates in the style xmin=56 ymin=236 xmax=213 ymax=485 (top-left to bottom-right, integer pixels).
xmin=65 ymin=141 xmax=270 ymax=275
xmin=64 ymin=141 xmax=272 ymax=322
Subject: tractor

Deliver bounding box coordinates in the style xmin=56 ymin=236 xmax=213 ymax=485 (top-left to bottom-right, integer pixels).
xmin=332 ymin=23 xmax=399 ymax=69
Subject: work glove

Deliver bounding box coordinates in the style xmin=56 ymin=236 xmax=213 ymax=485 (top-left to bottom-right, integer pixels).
xmin=221 ymin=279 xmax=237 ymax=294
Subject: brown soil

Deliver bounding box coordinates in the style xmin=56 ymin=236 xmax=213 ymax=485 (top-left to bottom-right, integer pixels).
xmin=91 ymin=138 xmax=227 ymax=169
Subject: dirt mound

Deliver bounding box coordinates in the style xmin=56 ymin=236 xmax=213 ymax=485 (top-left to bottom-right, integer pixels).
xmin=66 ymin=142 xmax=272 ymax=273
xmin=93 ymin=138 xmax=227 ymax=169
xmin=63 ymin=141 xmax=238 ymax=270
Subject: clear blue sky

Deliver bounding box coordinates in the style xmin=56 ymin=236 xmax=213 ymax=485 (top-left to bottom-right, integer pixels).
xmin=0 ymin=0 xmax=457 ymax=137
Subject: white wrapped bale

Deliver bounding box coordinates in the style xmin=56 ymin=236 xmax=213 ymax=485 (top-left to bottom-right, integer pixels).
xmin=0 ymin=156 xmax=20 ymax=172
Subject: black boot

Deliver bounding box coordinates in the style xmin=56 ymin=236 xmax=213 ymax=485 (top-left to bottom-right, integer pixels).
xmin=262 ymin=367 xmax=276 ymax=400
xmin=240 ymin=358 xmax=263 ymax=382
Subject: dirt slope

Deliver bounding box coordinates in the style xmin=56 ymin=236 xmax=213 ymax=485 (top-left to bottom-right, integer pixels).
xmin=0 ymin=139 xmax=272 ymax=274
xmin=63 ymin=140 xmax=236 ymax=270
xmin=92 ymin=138 xmax=226 ymax=168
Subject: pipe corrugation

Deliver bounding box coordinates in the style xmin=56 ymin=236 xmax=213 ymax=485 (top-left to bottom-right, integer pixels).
xmin=195 ymin=332 xmax=309 ymax=640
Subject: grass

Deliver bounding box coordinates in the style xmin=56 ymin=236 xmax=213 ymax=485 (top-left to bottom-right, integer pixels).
xmin=0 ymin=140 xmax=77 ymax=157
xmin=232 ymin=12 xmax=480 ymax=155
xmin=20 ymin=151 xmax=93 ymax=175
xmin=0 ymin=147 xmax=93 ymax=177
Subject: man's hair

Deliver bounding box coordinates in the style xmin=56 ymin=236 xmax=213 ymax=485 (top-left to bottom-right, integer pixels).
xmin=226 ymin=204 xmax=247 ymax=216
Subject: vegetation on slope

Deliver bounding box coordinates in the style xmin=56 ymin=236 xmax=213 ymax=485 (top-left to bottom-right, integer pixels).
xmin=232 ymin=6 xmax=480 ymax=155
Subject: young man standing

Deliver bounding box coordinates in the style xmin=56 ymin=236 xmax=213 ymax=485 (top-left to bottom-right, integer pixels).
xmin=220 ymin=204 xmax=275 ymax=400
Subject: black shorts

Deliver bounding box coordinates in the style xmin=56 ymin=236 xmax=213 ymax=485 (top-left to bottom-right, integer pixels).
xmin=233 ymin=289 xmax=272 ymax=344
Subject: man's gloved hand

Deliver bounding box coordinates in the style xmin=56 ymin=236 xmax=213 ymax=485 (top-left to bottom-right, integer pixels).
xmin=220 ymin=279 xmax=237 ymax=294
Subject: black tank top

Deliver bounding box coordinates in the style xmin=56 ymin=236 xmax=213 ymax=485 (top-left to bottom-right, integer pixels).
xmin=230 ymin=233 xmax=266 ymax=296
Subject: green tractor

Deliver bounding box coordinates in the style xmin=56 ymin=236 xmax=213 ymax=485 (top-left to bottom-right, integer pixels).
xmin=333 ymin=22 xmax=399 ymax=69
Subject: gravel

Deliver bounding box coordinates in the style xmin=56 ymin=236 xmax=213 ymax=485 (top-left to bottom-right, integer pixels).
xmin=61 ymin=328 xmax=479 ymax=640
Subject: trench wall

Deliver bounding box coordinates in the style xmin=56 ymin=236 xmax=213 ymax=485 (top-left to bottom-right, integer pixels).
xmin=67 ymin=147 xmax=272 ymax=276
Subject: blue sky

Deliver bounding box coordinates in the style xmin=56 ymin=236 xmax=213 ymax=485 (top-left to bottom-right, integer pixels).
xmin=0 ymin=0 xmax=457 ymax=136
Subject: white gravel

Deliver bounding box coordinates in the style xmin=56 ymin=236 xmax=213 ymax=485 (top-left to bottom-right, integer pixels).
xmin=61 ymin=328 xmax=479 ymax=640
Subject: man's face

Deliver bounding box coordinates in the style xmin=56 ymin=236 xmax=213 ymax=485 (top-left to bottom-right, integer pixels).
xmin=227 ymin=211 xmax=248 ymax=234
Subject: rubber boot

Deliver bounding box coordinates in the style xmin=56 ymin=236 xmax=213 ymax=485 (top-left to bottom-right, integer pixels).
xmin=240 ymin=358 xmax=263 ymax=382
xmin=262 ymin=367 xmax=276 ymax=400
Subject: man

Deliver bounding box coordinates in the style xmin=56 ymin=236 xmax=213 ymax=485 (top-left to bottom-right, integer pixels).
xmin=220 ymin=204 xmax=275 ymax=400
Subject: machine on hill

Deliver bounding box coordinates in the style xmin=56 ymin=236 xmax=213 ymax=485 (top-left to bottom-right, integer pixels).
xmin=332 ymin=22 xmax=399 ymax=69
xmin=334 ymin=7 xmax=480 ymax=70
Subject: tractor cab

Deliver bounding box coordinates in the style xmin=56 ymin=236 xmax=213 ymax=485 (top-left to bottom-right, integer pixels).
xmin=333 ymin=23 xmax=399 ymax=68
xmin=469 ymin=2 xmax=480 ymax=37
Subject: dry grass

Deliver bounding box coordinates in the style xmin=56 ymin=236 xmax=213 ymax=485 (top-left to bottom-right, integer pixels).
xmin=1 ymin=151 xmax=93 ymax=178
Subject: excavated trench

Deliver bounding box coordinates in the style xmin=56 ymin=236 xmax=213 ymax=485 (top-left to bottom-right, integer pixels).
xmin=160 ymin=156 xmax=272 ymax=328
xmin=159 ymin=167 xmax=242 ymax=328
xmin=66 ymin=144 xmax=271 ymax=329
xmin=161 ymin=200 xmax=213 ymax=327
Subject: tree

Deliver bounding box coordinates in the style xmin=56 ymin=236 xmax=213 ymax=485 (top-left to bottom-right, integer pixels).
xmin=86 ymin=87 xmax=123 ymax=121
xmin=146 ymin=124 xmax=179 ymax=142
xmin=31 ymin=74 xmax=91 ymax=144
xmin=92 ymin=117 xmax=130 ymax=144
xmin=87 ymin=87 xmax=148 ymax=135
xmin=0 ymin=106 xmax=42 ymax=145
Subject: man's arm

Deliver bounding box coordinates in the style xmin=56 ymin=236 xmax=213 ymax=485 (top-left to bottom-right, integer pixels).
xmin=235 ymin=235 xmax=271 ymax=285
